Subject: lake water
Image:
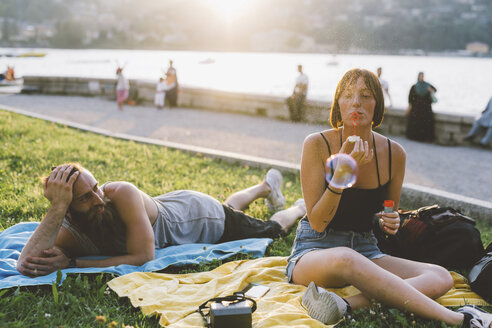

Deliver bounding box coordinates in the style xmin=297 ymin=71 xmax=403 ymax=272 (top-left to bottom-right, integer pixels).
xmin=1 ymin=48 xmax=491 ymax=116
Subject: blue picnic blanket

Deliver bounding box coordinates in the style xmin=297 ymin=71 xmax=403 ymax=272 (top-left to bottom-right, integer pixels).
xmin=0 ymin=222 xmax=273 ymax=290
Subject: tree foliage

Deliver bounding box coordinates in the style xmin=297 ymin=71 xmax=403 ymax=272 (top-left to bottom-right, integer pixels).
xmin=2 ymin=0 xmax=492 ymax=51
xmin=51 ymin=20 xmax=86 ymax=48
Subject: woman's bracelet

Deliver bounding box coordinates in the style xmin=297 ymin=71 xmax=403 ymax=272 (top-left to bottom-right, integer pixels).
xmin=327 ymin=185 xmax=343 ymax=195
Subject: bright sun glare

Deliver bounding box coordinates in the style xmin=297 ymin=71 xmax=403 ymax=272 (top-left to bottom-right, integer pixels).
xmin=209 ymin=0 xmax=250 ymax=22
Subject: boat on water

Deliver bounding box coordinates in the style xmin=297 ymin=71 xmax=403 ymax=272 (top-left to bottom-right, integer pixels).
xmin=198 ymin=57 xmax=215 ymax=64
xmin=326 ymin=55 xmax=338 ymax=66
xmin=17 ymin=52 xmax=46 ymax=58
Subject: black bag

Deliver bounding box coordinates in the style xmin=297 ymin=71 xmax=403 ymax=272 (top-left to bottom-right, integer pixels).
xmin=469 ymin=242 xmax=492 ymax=303
xmin=198 ymin=293 xmax=257 ymax=328
xmin=374 ymin=205 xmax=485 ymax=270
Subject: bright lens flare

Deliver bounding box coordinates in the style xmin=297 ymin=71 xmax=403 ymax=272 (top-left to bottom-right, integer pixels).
xmin=209 ymin=0 xmax=249 ymax=22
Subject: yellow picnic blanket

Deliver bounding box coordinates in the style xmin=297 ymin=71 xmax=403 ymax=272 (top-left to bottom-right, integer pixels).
xmin=108 ymin=256 xmax=488 ymax=327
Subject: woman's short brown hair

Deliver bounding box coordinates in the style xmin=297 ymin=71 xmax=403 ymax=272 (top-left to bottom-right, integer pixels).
xmin=329 ymin=68 xmax=385 ymax=129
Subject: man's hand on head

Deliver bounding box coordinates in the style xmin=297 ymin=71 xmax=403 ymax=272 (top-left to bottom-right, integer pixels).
xmin=43 ymin=164 xmax=79 ymax=208
xmin=17 ymin=165 xmax=81 ymax=277
xmin=17 ymin=246 xmax=71 ymax=277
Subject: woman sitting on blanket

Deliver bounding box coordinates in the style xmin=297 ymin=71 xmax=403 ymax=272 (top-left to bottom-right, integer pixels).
xmin=287 ymin=68 xmax=492 ymax=327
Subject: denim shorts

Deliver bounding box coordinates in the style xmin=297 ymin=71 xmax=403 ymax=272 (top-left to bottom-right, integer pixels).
xmin=286 ymin=217 xmax=385 ymax=282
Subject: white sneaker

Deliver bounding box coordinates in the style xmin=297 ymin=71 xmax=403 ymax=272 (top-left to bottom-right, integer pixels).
xmin=264 ymin=169 xmax=285 ymax=212
xmin=457 ymin=305 xmax=492 ymax=328
xmin=294 ymin=199 xmax=306 ymax=210
xmin=302 ymin=281 xmax=347 ymax=325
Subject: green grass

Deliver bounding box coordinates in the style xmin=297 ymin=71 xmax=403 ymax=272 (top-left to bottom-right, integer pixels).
xmin=0 ymin=109 xmax=490 ymax=327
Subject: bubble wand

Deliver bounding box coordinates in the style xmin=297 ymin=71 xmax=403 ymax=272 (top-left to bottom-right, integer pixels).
xmin=350 ymin=112 xmax=359 ymax=135
xmin=347 ymin=112 xmax=360 ymax=143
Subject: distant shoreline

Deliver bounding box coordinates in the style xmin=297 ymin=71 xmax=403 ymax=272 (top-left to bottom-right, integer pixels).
xmin=0 ymin=46 xmax=491 ymax=59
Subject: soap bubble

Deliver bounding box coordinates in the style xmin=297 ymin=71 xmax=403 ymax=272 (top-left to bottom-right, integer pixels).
xmin=325 ymin=153 xmax=358 ymax=189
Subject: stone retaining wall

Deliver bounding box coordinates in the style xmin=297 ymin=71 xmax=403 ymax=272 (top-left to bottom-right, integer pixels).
xmin=21 ymin=75 xmax=475 ymax=146
xmin=4 ymin=104 xmax=492 ymax=221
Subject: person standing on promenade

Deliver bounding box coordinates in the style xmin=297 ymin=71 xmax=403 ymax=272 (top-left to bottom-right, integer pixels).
xmin=165 ymin=60 xmax=179 ymax=108
xmin=287 ymin=64 xmax=309 ymax=122
xmin=155 ymin=75 xmax=178 ymax=110
xmin=406 ymin=72 xmax=437 ymax=142
xmin=115 ymin=67 xmax=130 ymax=111
xmin=16 ymin=164 xmax=306 ymax=277
xmin=464 ymin=96 xmax=492 ymax=148
xmin=377 ymin=67 xmax=392 ymax=108
xmin=154 ymin=77 xmax=167 ymax=109
xmin=286 ymin=68 xmax=492 ymax=327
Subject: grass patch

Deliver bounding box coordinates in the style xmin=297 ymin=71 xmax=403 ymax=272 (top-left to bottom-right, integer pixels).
xmin=0 ymin=109 xmax=490 ymax=327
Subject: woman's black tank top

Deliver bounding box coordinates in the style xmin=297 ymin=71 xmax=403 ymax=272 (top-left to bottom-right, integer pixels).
xmin=320 ymin=132 xmax=392 ymax=232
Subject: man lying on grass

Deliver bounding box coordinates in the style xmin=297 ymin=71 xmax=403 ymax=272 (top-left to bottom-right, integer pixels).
xmin=17 ymin=163 xmax=306 ymax=277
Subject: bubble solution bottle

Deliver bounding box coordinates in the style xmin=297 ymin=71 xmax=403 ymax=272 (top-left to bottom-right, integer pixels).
xmin=383 ymin=200 xmax=394 ymax=214
xmin=382 ymin=200 xmax=394 ymax=237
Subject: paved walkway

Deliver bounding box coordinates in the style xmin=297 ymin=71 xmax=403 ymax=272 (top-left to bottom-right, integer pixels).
xmin=0 ymin=93 xmax=491 ymax=202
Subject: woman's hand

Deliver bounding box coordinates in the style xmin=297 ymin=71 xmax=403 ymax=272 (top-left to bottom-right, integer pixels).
xmin=376 ymin=211 xmax=400 ymax=235
xmin=340 ymin=138 xmax=373 ymax=167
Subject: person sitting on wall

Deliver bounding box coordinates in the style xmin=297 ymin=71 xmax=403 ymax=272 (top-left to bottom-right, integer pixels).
xmin=463 ymin=96 xmax=492 ymax=148
xmin=5 ymin=66 xmax=15 ymax=81
xmin=376 ymin=67 xmax=392 ymax=108
xmin=0 ymin=65 xmax=15 ymax=82
xmin=287 ymin=64 xmax=309 ymax=122
xmin=16 ymin=164 xmax=306 ymax=277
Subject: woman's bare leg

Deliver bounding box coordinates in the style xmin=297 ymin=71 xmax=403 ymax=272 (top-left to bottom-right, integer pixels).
xmin=374 ymin=255 xmax=453 ymax=299
xmin=343 ymin=255 xmax=454 ymax=309
xmin=292 ymin=248 xmax=463 ymax=326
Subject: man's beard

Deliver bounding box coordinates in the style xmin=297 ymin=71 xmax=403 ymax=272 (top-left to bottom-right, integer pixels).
xmin=68 ymin=199 xmax=126 ymax=255
xmin=69 ymin=200 xmax=109 ymax=226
